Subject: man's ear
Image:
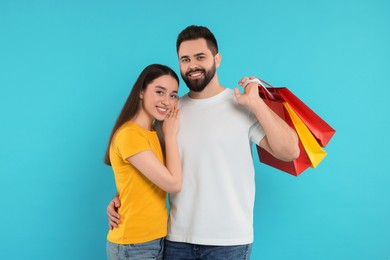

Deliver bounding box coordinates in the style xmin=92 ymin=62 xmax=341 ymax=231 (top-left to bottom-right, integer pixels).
xmin=215 ymin=53 xmax=222 ymax=68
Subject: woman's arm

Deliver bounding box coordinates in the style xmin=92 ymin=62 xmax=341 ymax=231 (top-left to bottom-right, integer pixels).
xmin=127 ymin=107 xmax=182 ymax=193
xmin=127 ymin=149 xmax=181 ymax=193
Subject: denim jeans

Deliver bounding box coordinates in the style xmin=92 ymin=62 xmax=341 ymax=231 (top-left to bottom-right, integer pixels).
xmin=106 ymin=238 xmax=164 ymax=260
xmin=163 ymin=240 xmax=252 ymax=260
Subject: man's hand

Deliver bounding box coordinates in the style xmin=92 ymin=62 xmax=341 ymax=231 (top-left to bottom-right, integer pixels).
xmin=107 ymin=195 xmax=121 ymax=230
xmin=235 ymin=76 xmax=262 ymax=108
xmin=236 ymin=77 xmax=300 ymax=161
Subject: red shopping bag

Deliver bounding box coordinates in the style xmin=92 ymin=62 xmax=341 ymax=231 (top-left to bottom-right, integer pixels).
xmin=256 ymin=89 xmax=311 ymax=176
xmin=259 ymin=79 xmax=336 ymax=147
xmin=257 ymin=141 xmax=311 ymax=176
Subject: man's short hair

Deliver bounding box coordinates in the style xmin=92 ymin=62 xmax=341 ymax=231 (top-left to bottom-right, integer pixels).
xmin=176 ymin=25 xmax=219 ymax=55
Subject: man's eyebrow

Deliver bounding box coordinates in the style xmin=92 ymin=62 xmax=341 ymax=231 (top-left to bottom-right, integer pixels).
xmin=194 ymin=53 xmax=206 ymax=57
xmin=180 ymin=53 xmax=207 ymax=59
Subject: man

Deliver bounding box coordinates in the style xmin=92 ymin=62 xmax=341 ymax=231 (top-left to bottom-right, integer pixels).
xmin=107 ymin=25 xmax=299 ymax=259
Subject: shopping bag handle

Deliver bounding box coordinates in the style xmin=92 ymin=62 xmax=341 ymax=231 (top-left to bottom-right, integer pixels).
xmin=243 ymin=78 xmax=275 ymax=100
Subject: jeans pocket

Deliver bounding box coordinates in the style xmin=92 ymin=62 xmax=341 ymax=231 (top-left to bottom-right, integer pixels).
xmin=106 ymin=241 xmax=120 ymax=260
xmin=157 ymin=238 xmax=165 ymax=259
xmin=244 ymin=244 xmax=252 ymax=260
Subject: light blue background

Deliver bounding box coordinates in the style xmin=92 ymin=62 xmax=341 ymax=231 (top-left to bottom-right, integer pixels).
xmin=1 ymin=0 xmax=389 ymax=259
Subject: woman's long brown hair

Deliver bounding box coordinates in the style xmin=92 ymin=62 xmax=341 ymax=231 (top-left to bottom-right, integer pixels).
xmin=104 ymin=64 xmax=179 ymax=165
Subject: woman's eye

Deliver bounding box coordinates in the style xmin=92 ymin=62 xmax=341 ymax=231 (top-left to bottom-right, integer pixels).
xmin=156 ymin=91 xmax=164 ymax=95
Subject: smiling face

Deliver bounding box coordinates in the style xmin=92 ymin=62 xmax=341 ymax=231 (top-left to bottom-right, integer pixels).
xmin=178 ymin=38 xmax=220 ymax=93
xmin=140 ymin=74 xmax=179 ymax=122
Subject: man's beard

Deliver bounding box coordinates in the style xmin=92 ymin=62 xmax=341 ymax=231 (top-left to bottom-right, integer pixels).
xmin=181 ymin=63 xmax=216 ymax=93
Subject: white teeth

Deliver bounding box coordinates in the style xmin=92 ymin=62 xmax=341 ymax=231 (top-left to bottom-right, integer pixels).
xmin=190 ymin=72 xmax=202 ymax=77
xmin=157 ymin=107 xmax=167 ymax=112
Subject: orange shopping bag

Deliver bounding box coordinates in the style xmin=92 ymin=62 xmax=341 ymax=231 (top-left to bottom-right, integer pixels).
xmin=256 ymin=87 xmax=311 ymax=176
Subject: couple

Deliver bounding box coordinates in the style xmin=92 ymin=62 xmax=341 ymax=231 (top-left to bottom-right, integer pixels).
xmin=104 ymin=25 xmax=299 ymax=260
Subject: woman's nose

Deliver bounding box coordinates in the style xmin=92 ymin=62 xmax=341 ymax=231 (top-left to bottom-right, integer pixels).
xmin=161 ymin=95 xmax=170 ymax=106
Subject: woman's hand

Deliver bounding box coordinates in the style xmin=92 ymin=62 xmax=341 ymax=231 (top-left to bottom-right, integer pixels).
xmin=162 ymin=106 xmax=180 ymax=137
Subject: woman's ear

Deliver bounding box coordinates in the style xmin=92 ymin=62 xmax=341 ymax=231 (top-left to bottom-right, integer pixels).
xmin=139 ymin=91 xmax=144 ymax=99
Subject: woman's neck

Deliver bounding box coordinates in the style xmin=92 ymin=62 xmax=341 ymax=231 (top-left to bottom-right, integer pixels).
xmin=131 ymin=110 xmax=154 ymax=131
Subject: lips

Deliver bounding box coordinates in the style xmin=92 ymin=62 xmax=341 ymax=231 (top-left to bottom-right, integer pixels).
xmin=156 ymin=106 xmax=168 ymax=115
xmin=187 ymin=70 xmax=204 ymax=79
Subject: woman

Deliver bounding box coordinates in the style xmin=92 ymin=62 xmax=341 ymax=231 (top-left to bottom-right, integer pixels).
xmin=104 ymin=64 xmax=182 ymax=260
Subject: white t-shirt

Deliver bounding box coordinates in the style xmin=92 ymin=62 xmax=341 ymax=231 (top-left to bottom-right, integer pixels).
xmin=167 ymin=88 xmax=265 ymax=246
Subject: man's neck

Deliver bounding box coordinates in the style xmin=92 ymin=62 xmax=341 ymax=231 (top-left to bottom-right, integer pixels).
xmin=188 ymin=75 xmax=225 ymax=99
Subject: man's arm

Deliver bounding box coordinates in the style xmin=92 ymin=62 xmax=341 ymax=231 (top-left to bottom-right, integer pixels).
xmin=107 ymin=194 xmax=121 ymax=230
xmin=235 ymin=76 xmax=300 ymax=161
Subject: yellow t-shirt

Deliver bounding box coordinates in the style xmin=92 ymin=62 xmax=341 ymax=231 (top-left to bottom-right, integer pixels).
xmin=107 ymin=121 xmax=168 ymax=244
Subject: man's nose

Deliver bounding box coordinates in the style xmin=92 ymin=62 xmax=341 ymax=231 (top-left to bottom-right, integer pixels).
xmin=189 ymin=59 xmax=199 ymax=70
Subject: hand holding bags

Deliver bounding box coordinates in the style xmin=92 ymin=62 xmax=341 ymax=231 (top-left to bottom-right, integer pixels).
xmin=264 ymin=85 xmax=336 ymax=147
xmin=249 ymin=78 xmax=335 ymax=176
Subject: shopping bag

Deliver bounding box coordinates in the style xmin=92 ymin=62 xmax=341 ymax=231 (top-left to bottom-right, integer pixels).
xmin=284 ymin=103 xmax=327 ymax=168
xmin=258 ymin=79 xmax=336 ymax=147
xmin=257 ymin=140 xmax=311 ymax=176
xmin=256 ymin=91 xmax=312 ymax=176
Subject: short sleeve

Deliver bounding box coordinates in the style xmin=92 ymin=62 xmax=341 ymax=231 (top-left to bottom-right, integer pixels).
xmin=115 ymin=128 xmax=151 ymax=161
xmin=248 ymin=116 xmax=265 ymax=146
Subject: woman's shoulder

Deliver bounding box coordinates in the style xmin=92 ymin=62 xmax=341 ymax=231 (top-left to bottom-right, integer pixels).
xmin=114 ymin=122 xmax=147 ymax=142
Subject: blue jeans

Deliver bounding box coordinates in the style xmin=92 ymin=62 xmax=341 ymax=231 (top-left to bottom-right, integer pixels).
xmin=106 ymin=238 xmax=164 ymax=260
xmin=164 ymin=240 xmax=252 ymax=260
